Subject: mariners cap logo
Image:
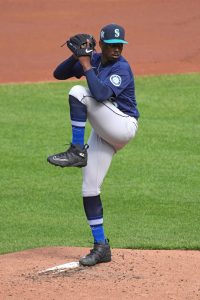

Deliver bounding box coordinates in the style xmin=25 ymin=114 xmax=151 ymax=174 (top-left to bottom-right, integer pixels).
xmin=114 ymin=29 xmax=120 ymax=37
xmin=100 ymin=23 xmax=128 ymax=44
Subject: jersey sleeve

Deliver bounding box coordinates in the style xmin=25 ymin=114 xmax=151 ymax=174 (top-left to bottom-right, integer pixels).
xmin=53 ymin=56 xmax=84 ymax=80
xmin=68 ymin=52 xmax=99 ymax=79
xmin=103 ymin=63 xmax=132 ymax=97
xmin=71 ymin=61 xmax=84 ymax=78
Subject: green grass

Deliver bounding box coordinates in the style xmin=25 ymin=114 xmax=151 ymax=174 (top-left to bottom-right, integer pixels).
xmin=0 ymin=73 xmax=200 ymax=254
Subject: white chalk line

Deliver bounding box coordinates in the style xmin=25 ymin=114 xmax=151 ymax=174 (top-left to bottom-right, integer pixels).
xmin=38 ymin=261 xmax=80 ymax=274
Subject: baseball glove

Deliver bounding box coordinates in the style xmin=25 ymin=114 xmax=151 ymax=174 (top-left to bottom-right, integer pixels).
xmin=66 ymin=34 xmax=96 ymax=57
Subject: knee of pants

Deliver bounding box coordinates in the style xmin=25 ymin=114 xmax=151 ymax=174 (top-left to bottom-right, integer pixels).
xmin=69 ymin=85 xmax=89 ymax=103
xmin=82 ymin=182 xmax=101 ymax=198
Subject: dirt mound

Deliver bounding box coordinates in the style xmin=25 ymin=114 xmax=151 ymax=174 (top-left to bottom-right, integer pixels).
xmin=0 ymin=247 xmax=200 ymax=299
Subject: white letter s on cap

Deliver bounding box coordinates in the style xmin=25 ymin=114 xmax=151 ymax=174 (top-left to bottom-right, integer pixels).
xmin=114 ymin=29 xmax=120 ymax=37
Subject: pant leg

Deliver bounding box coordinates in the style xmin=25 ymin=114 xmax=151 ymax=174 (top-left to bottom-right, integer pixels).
xmin=69 ymin=85 xmax=138 ymax=151
xmin=82 ymin=130 xmax=115 ymax=197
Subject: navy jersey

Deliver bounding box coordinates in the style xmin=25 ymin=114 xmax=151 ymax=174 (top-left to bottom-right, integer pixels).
xmin=54 ymin=53 xmax=139 ymax=119
xmin=91 ymin=53 xmax=139 ymax=119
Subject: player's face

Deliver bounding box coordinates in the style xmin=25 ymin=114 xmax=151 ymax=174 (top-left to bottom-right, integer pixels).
xmin=99 ymin=41 xmax=123 ymax=63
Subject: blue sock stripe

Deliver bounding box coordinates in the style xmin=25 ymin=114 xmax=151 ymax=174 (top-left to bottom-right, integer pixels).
xmin=91 ymin=224 xmax=105 ymax=243
xmin=72 ymin=126 xmax=85 ymax=146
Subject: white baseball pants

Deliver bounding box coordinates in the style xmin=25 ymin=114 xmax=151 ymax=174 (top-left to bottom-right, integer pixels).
xmin=69 ymin=85 xmax=138 ymax=197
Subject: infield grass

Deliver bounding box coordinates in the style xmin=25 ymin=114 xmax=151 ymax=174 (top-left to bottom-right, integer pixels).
xmin=0 ymin=73 xmax=200 ymax=254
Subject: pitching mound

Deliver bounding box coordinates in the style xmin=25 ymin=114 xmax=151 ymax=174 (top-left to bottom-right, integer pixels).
xmin=0 ymin=247 xmax=199 ymax=299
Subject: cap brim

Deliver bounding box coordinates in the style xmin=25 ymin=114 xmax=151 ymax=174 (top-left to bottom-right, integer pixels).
xmin=103 ymin=39 xmax=128 ymax=44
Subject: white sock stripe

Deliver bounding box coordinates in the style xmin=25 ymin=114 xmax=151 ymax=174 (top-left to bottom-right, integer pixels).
xmin=71 ymin=120 xmax=86 ymax=127
xmin=88 ymin=218 xmax=103 ymax=226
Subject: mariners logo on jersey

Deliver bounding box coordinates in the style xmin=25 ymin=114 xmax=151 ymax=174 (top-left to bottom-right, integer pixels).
xmin=110 ymin=74 xmax=122 ymax=87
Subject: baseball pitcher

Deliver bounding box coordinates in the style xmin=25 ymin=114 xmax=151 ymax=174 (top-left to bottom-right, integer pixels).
xmin=47 ymin=23 xmax=140 ymax=266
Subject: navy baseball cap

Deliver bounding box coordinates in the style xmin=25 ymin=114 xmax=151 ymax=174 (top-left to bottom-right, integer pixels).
xmin=100 ymin=23 xmax=128 ymax=44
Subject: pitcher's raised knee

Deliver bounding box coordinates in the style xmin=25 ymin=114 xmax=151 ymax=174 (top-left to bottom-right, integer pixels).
xmin=69 ymin=85 xmax=90 ymax=103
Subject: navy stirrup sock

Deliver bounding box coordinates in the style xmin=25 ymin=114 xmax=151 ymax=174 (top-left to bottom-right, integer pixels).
xmin=69 ymin=95 xmax=87 ymax=147
xmin=83 ymin=195 xmax=106 ymax=244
